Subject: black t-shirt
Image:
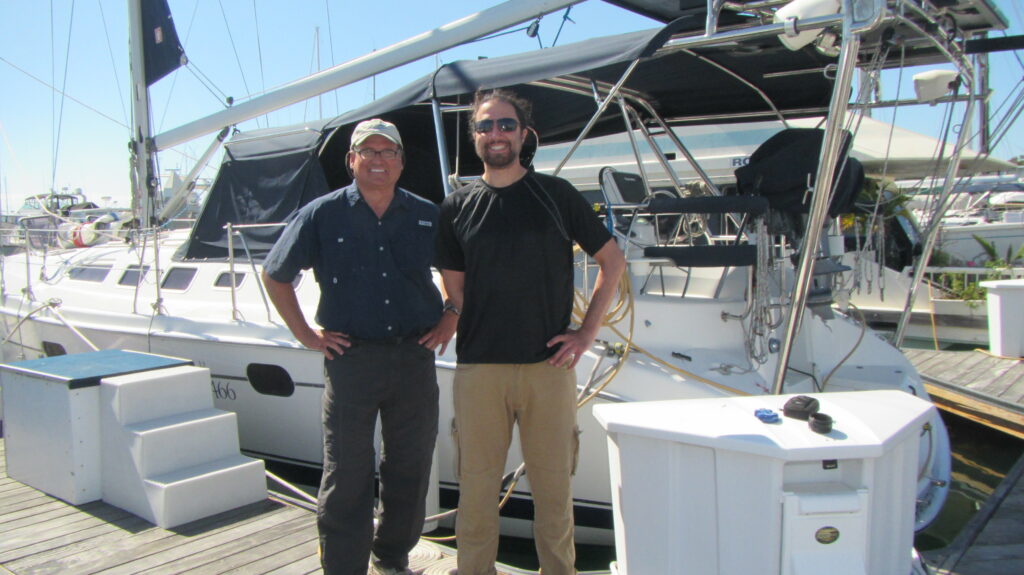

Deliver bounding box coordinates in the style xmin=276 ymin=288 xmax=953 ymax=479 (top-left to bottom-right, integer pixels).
xmin=436 ymin=172 xmax=612 ymax=364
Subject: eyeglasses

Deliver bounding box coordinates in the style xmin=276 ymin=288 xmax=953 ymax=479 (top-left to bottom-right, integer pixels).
xmin=473 ymin=118 xmax=519 ymax=134
xmin=354 ymin=148 xmax=400 ymax=160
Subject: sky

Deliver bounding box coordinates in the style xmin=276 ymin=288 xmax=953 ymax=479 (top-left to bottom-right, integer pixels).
xmin=0 ymin=0 xmax=1021 ymax=211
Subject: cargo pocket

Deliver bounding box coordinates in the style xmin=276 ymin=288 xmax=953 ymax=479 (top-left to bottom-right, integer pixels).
xmin=571 ymin=425 xmax=581 ymax=476
xmin=451 ymin=418 xmax=462 ymax=480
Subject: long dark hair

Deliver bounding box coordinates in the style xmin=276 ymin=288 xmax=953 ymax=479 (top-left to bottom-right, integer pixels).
xmin=468 ymin=89 xmax=533 ymax=137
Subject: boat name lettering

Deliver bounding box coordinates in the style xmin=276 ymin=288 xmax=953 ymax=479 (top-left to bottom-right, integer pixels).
xmin=212 ymin=379 xmax=237 ymax=400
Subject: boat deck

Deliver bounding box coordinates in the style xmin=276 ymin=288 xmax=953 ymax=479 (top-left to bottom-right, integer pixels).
xmin=925 ymin=451 xmax=1024 ymax=575
xmin=0 ymin=439 xmax=536 ymax=575
xmin=903 ymin=348 xmax=1024 ymax=439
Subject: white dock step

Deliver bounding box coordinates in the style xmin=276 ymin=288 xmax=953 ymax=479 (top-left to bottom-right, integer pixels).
xmin=124 ymin=408 xmax=241 ymax=477
xmin=100 ymin=364 xmax=266 ymax=528
xmin=103 ymin=365 xmax=213 ymax=425
xmin=144 ymin=454 xmax=267 ymax=528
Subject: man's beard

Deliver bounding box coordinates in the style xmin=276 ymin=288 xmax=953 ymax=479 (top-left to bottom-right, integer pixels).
xmin=479 ymin=142 xmax=518 ymax=169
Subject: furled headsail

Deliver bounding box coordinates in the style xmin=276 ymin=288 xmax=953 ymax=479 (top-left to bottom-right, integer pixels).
xmin=142 ymin=0 xmax=186 ymax=86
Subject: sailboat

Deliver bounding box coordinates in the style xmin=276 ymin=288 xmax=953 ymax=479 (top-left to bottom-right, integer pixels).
xmin=1 ymin=0 xmax=1016 ymax=554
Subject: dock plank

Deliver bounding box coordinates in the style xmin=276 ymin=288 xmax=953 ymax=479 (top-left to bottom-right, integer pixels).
xmin=176 ymin=517 xmax=318 ymax=575
xmin=5 ymin=515 xmax=158 ymax=575
xmin=973 ymin=362 xmax=1024 ymax=399
xmin=929 ymin=351 xmax=990 ymax=383
xmin=905 ymin=348 xmax=1024 ymax=439
xmin=9 ymin=503 xmax=275 ymax=575
xmin=999 ymin=367 xmax=1024 ymax=404
xmin=0 ymin=499 xmax=103 ymax=533
xmin=0 ymin=504 xmax=138 ymax=563
xmin=217 ymin=538 xmax=320 ymax=575
xmin=964 ymin=359 xmax=1018 ymax=390
xmin=137 ymin=514 xmax=316 ymax=574
xmin=265 ymin=555 xmax=322 ymax=575
xmin=0 ymin=488 xmax=51 ymax=514
xmin=71 ymin=501 xmax=299 ymax=575
xmin=0 ymin=498 xmax=76 ymax=525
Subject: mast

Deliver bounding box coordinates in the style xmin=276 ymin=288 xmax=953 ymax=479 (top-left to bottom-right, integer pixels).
xmin=127 ymin=0 xmax=157 ymax=229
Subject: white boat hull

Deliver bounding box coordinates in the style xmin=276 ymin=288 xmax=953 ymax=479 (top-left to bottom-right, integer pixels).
xmin=0 ymin=228 xmax=951 ymax=541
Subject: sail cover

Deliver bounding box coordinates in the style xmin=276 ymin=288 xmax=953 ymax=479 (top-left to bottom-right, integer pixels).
xmin=143 ymin=0 xmax=186 ymax=86
xmin=175 ymin=127 xmax=332 ymax=261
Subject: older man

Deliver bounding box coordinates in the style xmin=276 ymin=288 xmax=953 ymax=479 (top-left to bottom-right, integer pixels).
xmin=262 ymin=118 xmax=452 ymax=575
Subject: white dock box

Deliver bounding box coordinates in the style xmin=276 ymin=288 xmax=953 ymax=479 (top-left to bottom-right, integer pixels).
xmin=0 ymin=350 xmax=191 ymax=504
xmin=593 ymin=390 xmax=936 ymax=575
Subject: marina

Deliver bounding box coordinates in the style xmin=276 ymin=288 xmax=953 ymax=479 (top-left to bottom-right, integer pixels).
xmin=0 ymin=0 xmax=1022 ymax=573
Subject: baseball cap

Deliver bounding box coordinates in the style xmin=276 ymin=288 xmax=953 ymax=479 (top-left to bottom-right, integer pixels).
xmin=350 ymin=118 xmax=403 ymax=148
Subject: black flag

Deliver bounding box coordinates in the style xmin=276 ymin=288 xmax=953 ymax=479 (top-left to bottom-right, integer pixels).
xmin=142 ymin=0 xmax=186 ymax=86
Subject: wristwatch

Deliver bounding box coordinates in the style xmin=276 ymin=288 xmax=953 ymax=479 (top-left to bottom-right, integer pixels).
xmin=443 ymin=301 xmax=461 ymax=316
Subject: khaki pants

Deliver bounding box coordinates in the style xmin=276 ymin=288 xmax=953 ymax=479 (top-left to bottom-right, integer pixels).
xmin=453 ymin=362 xmax=579 ymax=575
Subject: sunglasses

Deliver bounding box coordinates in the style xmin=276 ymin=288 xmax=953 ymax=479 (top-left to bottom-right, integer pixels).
xmin=473 ymin=118 xmax=520 ymax=134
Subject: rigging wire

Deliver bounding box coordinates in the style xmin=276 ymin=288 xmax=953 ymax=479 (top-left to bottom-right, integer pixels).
xmin=0 ymin=57 xmax=127 ymax=129
xmin=305 ymin=30 xmax=319 ymax=122
xmin=466 ymin=24 xmax=536 ymax=45
xmin=96 ymin=0 xmax=129 ymax=128
xmin=218 ymin=0 xmax=260 ymax=129
xmin=251 ymin=0 xmax=269 ymax=128
xmin=551 ymin=7 xmax=575 ymax=48
xmin=323 ymin=0 xmax=340 ymax=115
xmin=185 ymin=63 xmax=233 ymax=107
xmin=50 ymin=0 xmax=77 ymax=195
xmin=50 ymin=0 xmax=56 ymax=189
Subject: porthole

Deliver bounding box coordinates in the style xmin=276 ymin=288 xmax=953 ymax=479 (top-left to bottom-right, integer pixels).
xmin=118 ymin=264 xmax=150 ymax=286
xmin=246 ymin=363 xmax=295 ymax=397
xmin=161 ymin=267 xmax=198 ymax=290
xmin=68 ymin=264 xmax=112 ymax=282
xmin=215 ymin=271 xmax=245 ymax=288
xmin=42 ymin=341 xmax=67 ymax=357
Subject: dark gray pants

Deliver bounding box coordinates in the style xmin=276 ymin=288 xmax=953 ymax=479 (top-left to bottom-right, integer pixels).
xmin=319 ymin=339 xmax=439 ymax=575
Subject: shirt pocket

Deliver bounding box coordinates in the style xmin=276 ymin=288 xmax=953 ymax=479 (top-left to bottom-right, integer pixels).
xmin=392 ymin=222 xmax=435 ymax=273
xmin=323 ymin=231 xmax=369 ymax=275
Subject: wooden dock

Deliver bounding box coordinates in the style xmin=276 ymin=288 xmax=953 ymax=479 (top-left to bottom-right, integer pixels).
xmin=902 ymin=348 xmax=1024 ymax=439
xmin=0 ymin=438 xmax=527 ymax=575
xmin=925 ymin=451 xmax=1024 ymax=575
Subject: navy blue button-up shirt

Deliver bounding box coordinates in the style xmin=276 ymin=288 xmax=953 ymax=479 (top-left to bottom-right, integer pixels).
xmin=263 ymin=183 xmax=442 ymax=339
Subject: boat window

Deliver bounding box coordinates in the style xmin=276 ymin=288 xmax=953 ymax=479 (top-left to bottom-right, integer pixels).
xmin=68 ymin=263 xmax=112 ymax=282
xmin=118 ymin=264 xmax=150 ymax=286
xmin=246 ymin=363 xmax=295 ymax=397
xmin=214 ymin=271 xmax=245 ymax=288
xmin=161 ymin=267 xmax=198 ymax=290
xmin=42 ymin=341 xmax=67 ymax=357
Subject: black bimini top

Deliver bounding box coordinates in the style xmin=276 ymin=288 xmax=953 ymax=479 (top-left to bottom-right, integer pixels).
xmin=178 ymin=0 xmax=1008 ymax=262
